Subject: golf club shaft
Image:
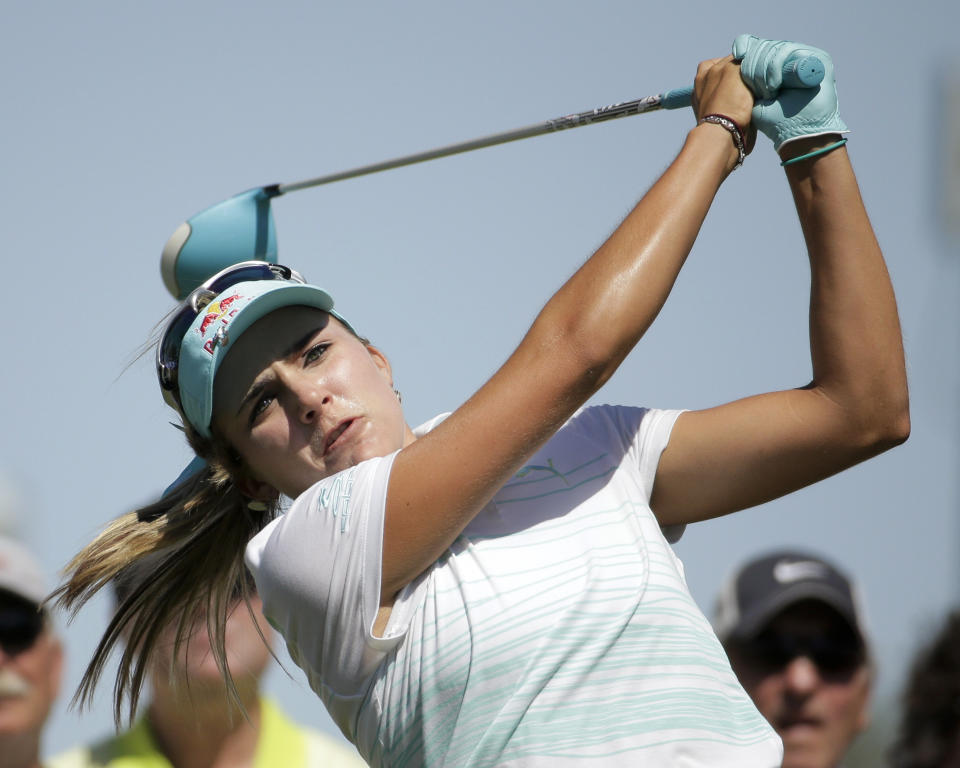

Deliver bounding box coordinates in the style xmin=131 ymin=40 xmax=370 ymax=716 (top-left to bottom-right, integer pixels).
xmin=276 ymin=92 xmax=682 ymax=195
xmin=273 ymin=53 xmax=823 ymax=196
xmin=163 ymin=54 xmax=824 ymax=299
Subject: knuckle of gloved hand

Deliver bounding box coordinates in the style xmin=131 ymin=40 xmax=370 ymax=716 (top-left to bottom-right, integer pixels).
xmin=738 ymin=55 xmax=763 ymax=97
xmin=764 ymin=60 xmax=784 ymax=97
xmin=742 ymin=41 xmax=770 ymax=99
xmin=731 ymin=32 xmax=756 ymax=61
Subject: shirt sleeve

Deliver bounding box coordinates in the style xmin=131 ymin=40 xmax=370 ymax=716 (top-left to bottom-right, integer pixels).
xmin=577 ymin=405 xmax=686 ymax=542
xmin=244 ymin=451 xmax=403 ymax=702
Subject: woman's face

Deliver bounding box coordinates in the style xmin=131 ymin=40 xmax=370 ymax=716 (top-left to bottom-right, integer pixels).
xmin=212 ymin=306 xmax=414 ymax=499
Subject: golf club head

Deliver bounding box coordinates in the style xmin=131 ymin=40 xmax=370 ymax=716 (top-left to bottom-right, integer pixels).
xmin=161 ymin=186 xmax=280 ymax=300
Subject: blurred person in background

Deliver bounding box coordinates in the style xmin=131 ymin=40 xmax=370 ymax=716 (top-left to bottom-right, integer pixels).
xmin=888 ymin=609 xmax=960 ymax=768
xmin=50 ymin=526 xmax=366 ymax=768
xmin=714 ymin=549 xmax=872 ymax=768
xmin=0 ymin=535 xmax=63 ymax=768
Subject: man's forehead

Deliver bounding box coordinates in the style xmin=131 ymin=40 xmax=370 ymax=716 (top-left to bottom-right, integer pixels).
xmin=767 ymin=599 xmax=855 ymax=634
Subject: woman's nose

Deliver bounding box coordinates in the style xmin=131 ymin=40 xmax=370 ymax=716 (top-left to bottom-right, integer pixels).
xmin=285 ymin=372 xmax=329 ymax=423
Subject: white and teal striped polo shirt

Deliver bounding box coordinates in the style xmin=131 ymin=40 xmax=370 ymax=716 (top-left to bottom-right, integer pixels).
xmin=246 ymin=405 xmax=782 ymax=767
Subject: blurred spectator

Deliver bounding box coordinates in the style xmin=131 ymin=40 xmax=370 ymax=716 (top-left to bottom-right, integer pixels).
xmin=0 ymin=535 xmax=63 ymax=768
xmin=714 ymin=549 xmax=872 ymax=768
xmin=888 ymin=609 xmax=960 ymax=768
xmin=49 ymin=565 xmax=365 ymax=768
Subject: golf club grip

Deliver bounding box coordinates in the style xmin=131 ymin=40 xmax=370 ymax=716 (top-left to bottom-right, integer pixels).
xmin=661 ymin=53 xmax=825 ymax=110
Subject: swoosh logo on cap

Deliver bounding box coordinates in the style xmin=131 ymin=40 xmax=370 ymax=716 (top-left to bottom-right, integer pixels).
xmin=773 ymin=560 xmax=827 ymax=583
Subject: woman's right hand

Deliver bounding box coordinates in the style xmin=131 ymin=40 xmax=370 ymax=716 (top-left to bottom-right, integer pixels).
xmin=692 ymin=55 xmax=757 ymax=165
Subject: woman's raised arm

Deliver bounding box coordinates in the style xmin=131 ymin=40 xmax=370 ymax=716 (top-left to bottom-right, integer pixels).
xmin=651 ymin=138 xmax=909 ymax=526
xmin=650 ymin=38 xmax=909 ymax=526
xmin=380 ymin=56 xmax=754 ymax=602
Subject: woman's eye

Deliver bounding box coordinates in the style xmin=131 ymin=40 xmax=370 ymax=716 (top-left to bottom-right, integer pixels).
xmin=304 ymin=343 xmax=329 ymax=364
xmin=250 ymin=394 xmax=274 ymax=424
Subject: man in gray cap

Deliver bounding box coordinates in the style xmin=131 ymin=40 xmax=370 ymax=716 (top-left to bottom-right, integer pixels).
xmin=0 ymin=535 xmax=63 ymax=768
xmin=714 ymin=549 xmax=872 ymax=768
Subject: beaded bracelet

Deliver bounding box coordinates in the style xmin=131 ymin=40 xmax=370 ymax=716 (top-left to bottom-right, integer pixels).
xmin=699 ymin=114 xmax=746 ymax=169
xmin=781 ymin=138 xmax=848 ymax=167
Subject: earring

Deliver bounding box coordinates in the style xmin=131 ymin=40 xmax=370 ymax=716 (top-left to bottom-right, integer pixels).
xmin=247 ymin=500 xmax=268 ymax=512
xmin=393 ymin=387 xmax=402 ymax=404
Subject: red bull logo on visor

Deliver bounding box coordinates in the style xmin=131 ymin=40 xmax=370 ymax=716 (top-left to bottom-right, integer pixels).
xmin=196 ymin=293 xmax=243 ymax=354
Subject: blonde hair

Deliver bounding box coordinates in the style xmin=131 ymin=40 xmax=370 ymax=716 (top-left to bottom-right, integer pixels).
xmin=54 ymin=314 xmax=371 ymax=724
xmin=52 ymin=428 xmax=275 ymax=725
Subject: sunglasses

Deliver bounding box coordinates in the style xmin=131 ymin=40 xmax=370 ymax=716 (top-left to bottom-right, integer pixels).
xmin=0 ymin=602 xmax=45 ymax=656
xmin=740 ymin=629 xmax=864 ymax=676
xmin=156 ymin=261 xmax=305 ymax=410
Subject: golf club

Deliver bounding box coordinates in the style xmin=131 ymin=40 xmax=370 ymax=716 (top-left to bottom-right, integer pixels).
xmin=161 ymin=54 xmax=824 ymax=299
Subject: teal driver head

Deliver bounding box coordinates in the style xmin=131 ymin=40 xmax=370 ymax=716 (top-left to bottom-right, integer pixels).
xmin=156 ymin=261 xmax=356 ymax=439
xmin=160 ymin=187 xmax=280 ymax=301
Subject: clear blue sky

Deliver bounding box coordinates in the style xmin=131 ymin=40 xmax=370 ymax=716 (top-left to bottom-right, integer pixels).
xmin=2 ymin=0 xmax=957 ymax=756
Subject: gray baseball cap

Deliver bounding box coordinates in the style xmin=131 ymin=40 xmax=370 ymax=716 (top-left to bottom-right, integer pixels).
xmin=713 ymin=549 xmax=868 ymax=644
xmin=0 ymin=536 xmax=48 ymax=607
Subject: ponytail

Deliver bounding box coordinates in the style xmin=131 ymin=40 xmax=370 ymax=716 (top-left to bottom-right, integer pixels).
xmin=52 ymin=447 xmax=275 ymax=725
xmin=54 ymin=316 xmax=369 ymax=724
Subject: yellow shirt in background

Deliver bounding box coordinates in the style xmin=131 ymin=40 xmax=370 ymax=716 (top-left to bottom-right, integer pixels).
xmin=47 ymin=697 xmax=366 ymax=768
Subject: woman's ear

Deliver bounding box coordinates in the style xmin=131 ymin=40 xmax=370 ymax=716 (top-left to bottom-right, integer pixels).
xmin=216 ymin=442 xmax=278 ymax=504
xmin=233 ymin=473 xmax=277 ymax=504
xmin=366 ymin=345 xmax=394 ymax=385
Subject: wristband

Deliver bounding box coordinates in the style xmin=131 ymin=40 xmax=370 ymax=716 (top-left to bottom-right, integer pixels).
xmin=781 ymin=138 xmax=848 ymax=167
xmin=699 ymin=114 xmax=746 ymax=169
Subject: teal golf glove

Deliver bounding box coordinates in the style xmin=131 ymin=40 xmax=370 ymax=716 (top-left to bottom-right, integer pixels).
xmin=733 ymin=34 xmax=849 ymax=152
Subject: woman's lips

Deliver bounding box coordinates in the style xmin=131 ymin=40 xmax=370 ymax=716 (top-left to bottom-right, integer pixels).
xmin=324 ymin=419 xmax=355 ymax=456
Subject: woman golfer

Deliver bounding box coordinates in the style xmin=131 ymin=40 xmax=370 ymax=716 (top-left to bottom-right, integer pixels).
xmin=59 ymin=36 xmax=908 ymax=767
